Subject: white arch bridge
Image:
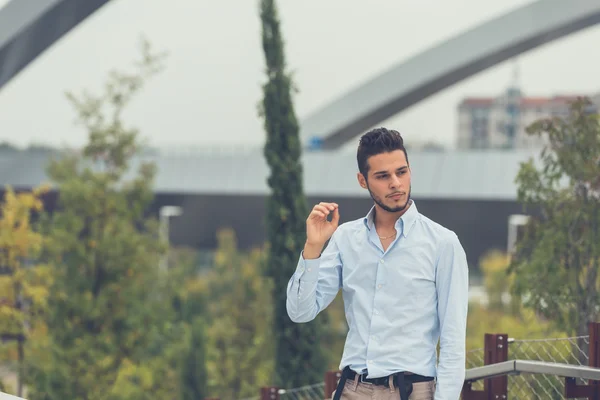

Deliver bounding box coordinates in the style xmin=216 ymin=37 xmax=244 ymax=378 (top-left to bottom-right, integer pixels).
xmin=1 ymin=0 xmax=600 ymax=149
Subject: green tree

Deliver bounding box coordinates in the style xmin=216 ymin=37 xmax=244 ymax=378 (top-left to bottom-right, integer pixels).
xmin=179 ymin=317 xmax=208 ymax=400
xmin=509 ymin=98 xmax=600 ymax=348
xmin=466 ymin=251 xmax=573 ymax=400
xmin=319 ymin=295 xmax=348 ymax=371
xmin=24 ymin=39 xmax=183 ymax=400
xmin=0 ymin=186 xmax=53 ymax=397
xmin=467 ymin=251 xmax=566 ymax=353
xmin=258 ymin=0 xmax=326 ymax=387
xmin=478 ymin=250 xmax=524 ymax=314
xmin=202 ymin=229 xmax=274 ymax=399
xmin=169 ymin=247 xmax=209 ymax=400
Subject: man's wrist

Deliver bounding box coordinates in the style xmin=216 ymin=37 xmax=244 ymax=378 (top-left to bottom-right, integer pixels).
xmin=303 ymin=241 xmax=324 ymax=259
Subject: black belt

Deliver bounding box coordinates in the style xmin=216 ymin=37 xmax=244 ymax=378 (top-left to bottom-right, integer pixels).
xmin=332 ymin=366 xmax=434 ymax=400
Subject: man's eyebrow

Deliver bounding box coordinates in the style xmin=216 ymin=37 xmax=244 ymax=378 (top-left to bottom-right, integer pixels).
xmin=373 ymin=166 xmax=408 ymax=175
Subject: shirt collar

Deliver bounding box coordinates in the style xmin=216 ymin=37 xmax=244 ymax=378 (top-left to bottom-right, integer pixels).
xmin=363 ymin=200 xmax=419 ymax=238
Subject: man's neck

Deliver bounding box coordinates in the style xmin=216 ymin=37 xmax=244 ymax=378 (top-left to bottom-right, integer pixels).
xmin=373 ymin=201 xmax=411 ymax=231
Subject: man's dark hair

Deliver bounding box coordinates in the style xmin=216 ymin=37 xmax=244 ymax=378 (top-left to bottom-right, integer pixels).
xmin=357 ymin=127 xmax=409 ymax=177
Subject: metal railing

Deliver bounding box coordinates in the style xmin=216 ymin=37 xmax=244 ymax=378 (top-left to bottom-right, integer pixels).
xmin=510 ymin=336 xmax=590 ymax=365
xmin=3 ymin=324 xmax=599 ymax=400
xmin=466 ymin=335 xmax=593 ymax=397
xmin=510 ymin=336 xmax=591 ymax=399
xmin=464 ymin=360 xmax=600 ymax=400
xmin=462 ymin=322 xmax=600 ymax=400
xmin=237 ymin=323 xmax=600 ymax=400
xmin=466 ymin=360 xmax=600 ymax=381
xmin=279 ymin=383 xmax=326 ymax=400
xmin=238 ymin=382 xmax=326 ymax=400
xmin=467 ymin=336 xmax=590 ymax=370
xmin=0 ymin=392 xmax=25 ymax=400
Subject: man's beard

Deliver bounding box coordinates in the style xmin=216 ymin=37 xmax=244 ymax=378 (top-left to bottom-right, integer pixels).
xmin=367 ymin=183 xmax=412 ymax=213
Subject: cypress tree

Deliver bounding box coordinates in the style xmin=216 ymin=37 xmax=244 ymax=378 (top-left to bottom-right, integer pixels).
xmin=258 ymin=0 xmax=326 ymax=388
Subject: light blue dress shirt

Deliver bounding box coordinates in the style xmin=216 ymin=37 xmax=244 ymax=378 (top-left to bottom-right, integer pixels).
xmin=286 ymin=201 xmax=468 ymax=400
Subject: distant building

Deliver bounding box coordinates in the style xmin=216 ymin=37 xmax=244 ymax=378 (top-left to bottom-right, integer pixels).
xmin=457 ymin=87 xmax=599 ymax=150
xmin=0 ymin=149 xmax=543 ymax=270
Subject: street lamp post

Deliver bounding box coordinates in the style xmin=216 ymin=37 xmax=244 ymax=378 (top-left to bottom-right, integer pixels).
xmin=507 ymin=214 xmax=529 ymax=256
xmin=159 ymin=205 xmax=183 ymax=271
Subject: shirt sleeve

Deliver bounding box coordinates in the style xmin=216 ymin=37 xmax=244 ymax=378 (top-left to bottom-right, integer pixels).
xmin=434 ymin=232 xmax=469 ymax=400
xmin=286 ymin=232 xmax=343 ymax=323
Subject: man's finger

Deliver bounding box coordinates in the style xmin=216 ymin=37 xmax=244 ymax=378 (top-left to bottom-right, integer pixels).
xmin=310 ymin=210 xmax=326 ymax=219
xmin=319 ymin=202 xmax=337 ymax=211
xmin=331 ymin=207 xmax=340 ymax=226
xmin=314 ymin=205 xmax=330 ymax=215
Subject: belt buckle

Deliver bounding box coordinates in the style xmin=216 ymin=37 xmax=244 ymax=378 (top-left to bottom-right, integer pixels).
xmin=359 ymin=374 xmax=372 ymax=385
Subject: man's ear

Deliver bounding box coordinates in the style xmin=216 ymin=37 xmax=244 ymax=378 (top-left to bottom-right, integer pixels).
xmin=357 ymin=172 xmax=367 ymax=189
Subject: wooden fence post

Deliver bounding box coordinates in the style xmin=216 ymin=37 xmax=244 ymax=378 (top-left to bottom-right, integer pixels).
xmin=260 ymin=386 xmax=280 ymax=400
xmin=486 ymin=333 xmax=508 ymax=400
xmin=462 ymin=332 xmax=508 ymax=400
xmin=324 ymin=370 xmax=342 ymax=399
xmin=565 ymin=321 xmax=600 ymax=399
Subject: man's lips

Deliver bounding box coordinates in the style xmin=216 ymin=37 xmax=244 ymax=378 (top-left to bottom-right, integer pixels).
xmin=387 ymin=192 xmax=405 ymax=199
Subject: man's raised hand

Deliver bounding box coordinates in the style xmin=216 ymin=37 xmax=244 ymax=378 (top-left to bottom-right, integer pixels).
xmin=303 ymin=202 xmax=339 ymax=259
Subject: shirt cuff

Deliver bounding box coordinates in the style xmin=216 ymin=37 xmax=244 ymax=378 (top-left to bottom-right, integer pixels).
xmin=296 ymin=252 xmax=321 ymax=282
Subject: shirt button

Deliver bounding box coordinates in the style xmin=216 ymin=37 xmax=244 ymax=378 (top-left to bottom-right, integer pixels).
xmin=380 ymin=259 xmax=384 ymax=263
xmin=377 ymin=284 xmax=382 ymax=289
xmin=374 ymin=309 xmax=379 ymax=315
xmin=307 ymin=268 xmax=312 ymax=272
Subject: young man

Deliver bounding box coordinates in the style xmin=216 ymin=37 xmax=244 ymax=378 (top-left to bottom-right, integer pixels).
xmin=286 ymin=128 xmax=469 ymax=400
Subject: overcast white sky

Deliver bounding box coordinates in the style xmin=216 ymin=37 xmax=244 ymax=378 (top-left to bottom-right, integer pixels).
xmin=1 ymin=0 xmax=599 ymax=151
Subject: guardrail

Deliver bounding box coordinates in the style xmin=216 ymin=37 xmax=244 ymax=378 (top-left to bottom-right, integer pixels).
xmin=0 ymin=392 xmax=25 ymax=400
xmin=235 ymin=322 xmax=600 ymax=400
xmin=462 ymin=322 xmax=599 ymax=400
xmin=466 ymin=360 xmax=600 ymax=382
xmin=3 ymin=322 xmax=598 ymax=400
xmin=463 ymin=360 xmax=600 ymax=400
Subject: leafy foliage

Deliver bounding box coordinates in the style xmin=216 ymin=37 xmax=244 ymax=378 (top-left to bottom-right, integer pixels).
xmin=179 ymin=316 xmax=208 ymax=400
xmin=202 ymin=229 xmax=274 ymax=399
xmin=22 ymin=39 xmax=188 ymax=400
xmin=0 ymin=186 xmax=53 ymax=397
xmin=509 ymin=98 xmax=600 ymax=339
xmin=467 ymin=251 xmax=566 ymax=352
xmin=466 ymin=250 xmax=580 ymax=399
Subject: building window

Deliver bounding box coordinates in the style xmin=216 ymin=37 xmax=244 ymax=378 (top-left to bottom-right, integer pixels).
xmin=472 ymin=107 xmax=488 ymax=119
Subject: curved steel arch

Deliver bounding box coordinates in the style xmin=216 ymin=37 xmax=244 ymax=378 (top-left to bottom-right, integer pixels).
xmin=2 ymin=0 xmax=600 ymax=150
xmin=300 ymin=0 xmax=600 ymax=149
xmin=0 ymin=0 xmax=112 ymax=90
